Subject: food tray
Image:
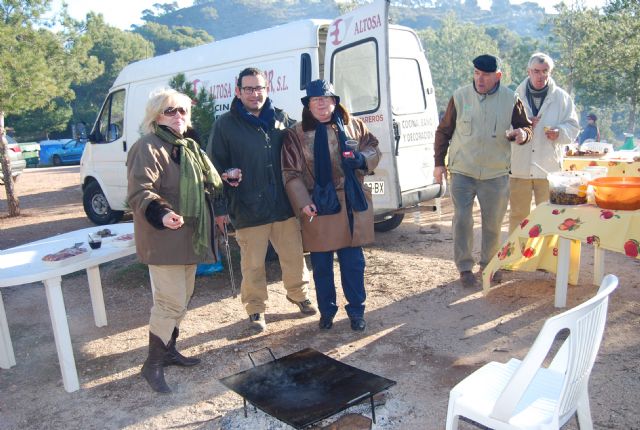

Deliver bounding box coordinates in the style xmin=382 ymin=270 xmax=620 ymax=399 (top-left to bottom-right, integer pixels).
xmin=42 ymin=249 xmax=91 ymax=268
xmin=111 ymin=233 xmax=135 ymax=247
xmin=579 ymin=141 xmax=613 ymax=155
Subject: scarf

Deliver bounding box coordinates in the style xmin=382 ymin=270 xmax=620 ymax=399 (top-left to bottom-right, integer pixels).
xmin=526 ymin=80 xmax=548 ymax=117
xmin=154 ymin=124 xmax=223 ymax=257
xmin=312 ymin=111 xmax=368 ymax=217
xmin=235 ymin=97 xmax=276 ymax=133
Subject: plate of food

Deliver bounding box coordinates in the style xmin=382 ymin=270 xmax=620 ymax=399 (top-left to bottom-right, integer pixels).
xmin=42 ymin=244 xmax=91 ymax=267
xmin=94 ymin=228 xmax=118 ymax=242
xmin=111 ymin=233 xmax=135 ymax=247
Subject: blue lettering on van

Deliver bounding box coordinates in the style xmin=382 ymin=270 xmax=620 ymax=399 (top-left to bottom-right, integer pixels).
xmin=214 ymin=103 xmax=231 ymax=113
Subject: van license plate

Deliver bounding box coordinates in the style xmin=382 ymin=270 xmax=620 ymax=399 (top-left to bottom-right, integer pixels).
xmin=365 ymin=181 xmax=384 ymax=195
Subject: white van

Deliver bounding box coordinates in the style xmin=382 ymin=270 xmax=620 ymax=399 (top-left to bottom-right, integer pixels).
xmin=80 ymin=0 xmax=442 ymax=231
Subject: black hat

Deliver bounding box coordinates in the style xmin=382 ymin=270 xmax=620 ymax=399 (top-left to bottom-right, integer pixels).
xmin=472 ymin=54 xmax=501 ymax=73
xmin=301 ymin=79 xmax=340 ymax=106
xmin=587 ymin=113 xmax=597 ymax=120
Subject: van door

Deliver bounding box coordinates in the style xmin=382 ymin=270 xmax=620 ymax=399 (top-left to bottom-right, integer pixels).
xmin=323 ymin=0 xmax=440 ymax=218
xmin=324 ymin=0 xmax=399 ymax=214
xmin=81 ymin=88 xmax=127 ymax=224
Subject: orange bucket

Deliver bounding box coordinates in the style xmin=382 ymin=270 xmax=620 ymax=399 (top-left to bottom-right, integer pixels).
xmin=589 ymin=177 xmax=640 ymax=210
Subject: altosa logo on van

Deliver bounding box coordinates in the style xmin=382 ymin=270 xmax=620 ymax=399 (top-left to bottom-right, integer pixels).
xmin=330 ymin=13 xmax=382 ymax=46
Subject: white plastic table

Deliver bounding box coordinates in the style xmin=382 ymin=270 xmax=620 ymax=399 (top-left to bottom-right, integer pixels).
xmin=0 ymin=223 xmax=135 ymax=392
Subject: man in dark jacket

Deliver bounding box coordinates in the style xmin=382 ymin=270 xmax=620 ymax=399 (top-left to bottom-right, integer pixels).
xmin=207 ymin=67 xmax=316 ymax=332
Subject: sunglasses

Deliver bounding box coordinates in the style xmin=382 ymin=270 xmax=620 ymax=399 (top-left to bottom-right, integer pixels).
xmin=162 ymin=106 xmax=187 ymax=117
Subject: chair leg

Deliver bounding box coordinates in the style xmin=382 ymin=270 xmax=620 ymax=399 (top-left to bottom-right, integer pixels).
xmin=576 ymin=394 xmax=594 ymax=430
xmin=445 ymin=394 xmax=460 ymax=430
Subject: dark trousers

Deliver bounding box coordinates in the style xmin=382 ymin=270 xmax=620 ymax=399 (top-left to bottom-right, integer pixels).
xmin=310 ymin=246 xmax=366 ymax=319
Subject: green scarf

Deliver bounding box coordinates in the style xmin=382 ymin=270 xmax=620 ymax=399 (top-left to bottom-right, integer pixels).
xmin=154 ymin=124 xmax=223 ymax=257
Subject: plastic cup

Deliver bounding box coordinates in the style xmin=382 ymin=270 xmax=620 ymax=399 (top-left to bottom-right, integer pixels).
xmin=345 ymin=140 xmax=359 ymax=152
xmin=225 ymin=168 xmax=241 ymax=184
xmin=88 ymin=237 xmax=102 ymax=249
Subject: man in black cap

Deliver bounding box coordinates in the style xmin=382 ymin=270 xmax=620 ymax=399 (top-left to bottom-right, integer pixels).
xmin=208 ymin=67 xmax=317 ymax=332
xmin=433 ymin=54 xmax=533 ymax=288
xmin=578 ymin=113 xmax=600 ymax=144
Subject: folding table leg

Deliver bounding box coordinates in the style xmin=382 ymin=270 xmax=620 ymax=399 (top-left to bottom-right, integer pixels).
xmin=0 ymin=291 xmax=17 ymax=369
xmin=43 ymin=276 xmax=80 ymax=393
xmin=86 ymin=266 xmax=107 ymax=327
xmin=593 ymin=247 xmax=605 ymax=287
xmin=555 ymin=237 xmax=571 ymax=308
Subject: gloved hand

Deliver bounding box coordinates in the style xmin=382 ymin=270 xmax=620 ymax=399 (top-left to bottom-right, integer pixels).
xmin=342 ymin=151 xmax=366 ymax=170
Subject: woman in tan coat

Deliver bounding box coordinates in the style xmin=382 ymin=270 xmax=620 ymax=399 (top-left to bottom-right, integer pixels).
xmin=127 ymin=89 xmax=222 ymax=393
xmin=281 ymin=80 xmax=381 ymax=331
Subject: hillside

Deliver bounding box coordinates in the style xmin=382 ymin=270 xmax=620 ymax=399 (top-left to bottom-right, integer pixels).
xmin=146 ymin=0 xmax=549 ymax=42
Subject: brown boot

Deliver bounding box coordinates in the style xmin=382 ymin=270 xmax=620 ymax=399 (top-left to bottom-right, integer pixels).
xmin=164 ymin=327 xmax=201 ymax=367
xmin=141 ymin=332 xmax=171 ymax=393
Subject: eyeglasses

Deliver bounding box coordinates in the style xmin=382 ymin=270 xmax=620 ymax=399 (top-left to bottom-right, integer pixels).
xmin=163 ymin=107 xmax=187 ymax=117
xmin=240 ymin=86 xmax=267 ymax=95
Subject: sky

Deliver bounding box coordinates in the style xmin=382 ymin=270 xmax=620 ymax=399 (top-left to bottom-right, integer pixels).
xmin=49 ymin=0 xmax=608 ymax=30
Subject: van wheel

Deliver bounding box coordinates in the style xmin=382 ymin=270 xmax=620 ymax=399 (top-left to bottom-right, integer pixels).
xmin=52 ymin=155 xmax=62 ymax=166
xmin=83 ymin=181 xmax=124 ymax=225
xmin=374 ymin=213 xmax=404 ymax=232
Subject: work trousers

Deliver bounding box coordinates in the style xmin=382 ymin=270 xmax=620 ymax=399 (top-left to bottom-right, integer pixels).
xmin=148 ymin=264 xmax=197 ymax=345
xmin=310 ymin=246 xmax=366 ymax=319
xmin=450 ymin=173 xmax=509 ymax=272
xmin=508 ymin=177 xmax=550 ymax=234
xmin=235 ymin=217 xmax=309 ymax=315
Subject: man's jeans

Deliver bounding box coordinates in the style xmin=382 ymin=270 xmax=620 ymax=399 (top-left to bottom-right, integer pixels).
xmin=450 ymin=173 xmax=509 ymax=272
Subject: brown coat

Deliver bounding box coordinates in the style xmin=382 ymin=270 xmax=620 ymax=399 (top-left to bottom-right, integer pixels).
xmin=281 ymin=110 xmax=381 ymax=252
xmin=127 ymin=133 xmax=214 ymax=265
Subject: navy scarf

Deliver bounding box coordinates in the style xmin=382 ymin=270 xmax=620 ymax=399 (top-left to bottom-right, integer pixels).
xmin=235 ymin=97 xmax=276 ymax=132
xmin=312 ymin=111 xmax=368 ymax=216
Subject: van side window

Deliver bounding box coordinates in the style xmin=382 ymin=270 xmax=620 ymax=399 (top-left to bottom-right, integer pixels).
xmin=331 ymin=39 xmax=379 ymax=115
xmin=93 ymin=90 xmax=125 ymax=143
xmin=390 ymin=58 xmax=426 ymax=114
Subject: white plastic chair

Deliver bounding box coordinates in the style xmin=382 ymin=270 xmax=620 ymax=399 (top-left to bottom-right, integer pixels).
xmin=445 ymin=274 xmax=618 ymax=430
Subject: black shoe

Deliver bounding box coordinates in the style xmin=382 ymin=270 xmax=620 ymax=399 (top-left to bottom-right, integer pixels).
xmin=318 ymin=315 xmax=334 ymax=330
xmin=164 ymin=327 xmax=201 ymax=367
xmin=460 ymin=271 xmax=477 ymax=288
xmin=286 ymin=296 xmax=318 ymax=315
xmin=350 ymin=317 xmax=366 ymax=332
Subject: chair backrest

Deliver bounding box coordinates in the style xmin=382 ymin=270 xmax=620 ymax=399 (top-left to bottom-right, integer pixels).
xmin=491 ymin=274 xmax=618 ymax=423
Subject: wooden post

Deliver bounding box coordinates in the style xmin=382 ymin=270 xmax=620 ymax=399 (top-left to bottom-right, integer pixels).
xmin=0 ymin=112 xmax=21 ymax=216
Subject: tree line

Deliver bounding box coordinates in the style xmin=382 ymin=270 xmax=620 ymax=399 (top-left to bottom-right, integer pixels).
xmin=1 ymin=0 xmax=638 ymax=143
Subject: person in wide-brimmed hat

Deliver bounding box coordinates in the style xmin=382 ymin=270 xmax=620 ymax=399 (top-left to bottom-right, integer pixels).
xmin=282 ymin=79 xmax=381 ymax=332
xmin=433 ymin=54 xmax=533 ymax=288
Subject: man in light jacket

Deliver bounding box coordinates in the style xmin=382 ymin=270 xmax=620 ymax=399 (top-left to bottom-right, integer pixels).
xmin=509 ymin=53 xmax=579 ymax=233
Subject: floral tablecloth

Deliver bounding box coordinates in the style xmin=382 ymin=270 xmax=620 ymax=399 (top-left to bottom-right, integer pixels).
xmin=482 ymin=202 xmax=640 ymax=291
xmin=563 ymin=156 xmax=640 ymax=177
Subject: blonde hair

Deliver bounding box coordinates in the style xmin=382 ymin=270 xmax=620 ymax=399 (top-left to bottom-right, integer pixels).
xmin=141 ymin=88 xmax=193 ymax=134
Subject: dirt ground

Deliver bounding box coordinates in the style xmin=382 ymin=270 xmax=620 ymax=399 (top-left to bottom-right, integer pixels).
xmin=1 ymin=167 xmax=639 ymax=430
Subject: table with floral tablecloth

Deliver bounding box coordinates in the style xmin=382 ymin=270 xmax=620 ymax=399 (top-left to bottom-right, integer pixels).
xmin=482 ymin=202 xmax=640 ymax=307
xmin=563 ymin=156 xmax=640 ymax=177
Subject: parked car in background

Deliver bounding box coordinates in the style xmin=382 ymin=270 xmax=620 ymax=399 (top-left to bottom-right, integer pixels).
xmin=19 ymin=142 xmax=40 ymax=167
xmin=1 ymin=135 xmax=27 ymax=185
xmin=39 ymin=139 xmax=86 ymax=166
